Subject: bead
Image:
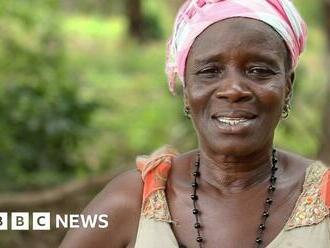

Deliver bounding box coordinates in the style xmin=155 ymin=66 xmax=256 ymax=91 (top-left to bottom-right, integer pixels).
xmin=194 ymin=222 xmax=201 ymax=229
xmin=272 ymin=157 xmax=278 ymax=164
xmin=195 ymin=162 xmax=200 ymax=167
xmin=191 ymin=194 xmax=198 ymax=200
xmin=192 ymin=182 xmax=198 ymax=188
xmin=259 ymin=224 xmax=265 ymax=230
xmin=268 ymin=185 xmax=276 ymax=192
xmin=256 ymin=238 xmax=262 ymax=244
xmin=266 ymin=198 xmax=273 ymax=204
xmin=270 ymin=176 xmax=277 ymax=183
xmin=272 ymin=166 xmax=278 ymax=172
xmin=193 ymin=171 xmax=200 ymax=177
xmin=263 ymin=211 xmax=269 ymax=217
xmin=196 ymin=236 xmax=203 ymax=243
xmin=193 ymin=209 xmax=199 ymax=215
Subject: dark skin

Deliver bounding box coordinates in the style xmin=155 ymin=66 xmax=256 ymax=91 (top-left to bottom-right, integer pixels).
xmin=60 ymin=18 xmax=314 ymax=248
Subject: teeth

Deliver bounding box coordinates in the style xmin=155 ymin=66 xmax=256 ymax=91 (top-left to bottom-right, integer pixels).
xmin=217 ymin=117 xmax=249 ymax=126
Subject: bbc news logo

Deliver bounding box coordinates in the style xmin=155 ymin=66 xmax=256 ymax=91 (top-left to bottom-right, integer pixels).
xmin=0 ymin=212 xmax=109 ymax=230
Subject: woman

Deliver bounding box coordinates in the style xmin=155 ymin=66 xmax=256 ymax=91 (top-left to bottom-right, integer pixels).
xmin=60 ymin=0 xmax=330 ymax=247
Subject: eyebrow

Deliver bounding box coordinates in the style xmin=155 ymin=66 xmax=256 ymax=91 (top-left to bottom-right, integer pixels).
xmin=244 ymin=53 xmax=283 ymax=69
xmin=194 ymin=54 xmax=223 ymax=66
xmin=193 ymin=51 xmax=283 ymax=68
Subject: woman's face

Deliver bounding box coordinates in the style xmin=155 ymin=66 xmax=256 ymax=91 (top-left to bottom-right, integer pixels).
xmin=184 ymin=18 xmax=293 ymax=156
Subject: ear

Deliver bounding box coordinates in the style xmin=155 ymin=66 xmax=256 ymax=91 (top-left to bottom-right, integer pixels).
xmin=285 ymin=70 xmax=295 ymax=101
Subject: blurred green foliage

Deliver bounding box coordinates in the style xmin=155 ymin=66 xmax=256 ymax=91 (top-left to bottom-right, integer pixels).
xmin=0 ymin=0 xmax=96 ymax=191
xmin=0 ymin=0 xmax=327 ymax=191
xmin=275 ymin=0 xmax=327 ymax=156
xmin=61 ymin=0 xmax=123 ymax=16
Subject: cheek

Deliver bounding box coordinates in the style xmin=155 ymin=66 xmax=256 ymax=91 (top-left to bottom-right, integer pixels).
xmin=185 ymin=67 xmax=217 ymax=100
xmin=185 ymin=86 xmax=214 ymax=132
xmin=186 ymin=82 xmax=214 ymax=108
xmin=258 ymin=82 xmax=286 ymax=114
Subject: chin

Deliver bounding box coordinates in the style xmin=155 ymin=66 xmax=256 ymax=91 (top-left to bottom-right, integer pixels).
xmin=201 ymin=135 xmax=268 ymax=157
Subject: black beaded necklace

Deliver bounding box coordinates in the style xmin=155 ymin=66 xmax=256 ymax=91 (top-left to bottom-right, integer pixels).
xmin=191 ymin=149 xmax=278 ymax=248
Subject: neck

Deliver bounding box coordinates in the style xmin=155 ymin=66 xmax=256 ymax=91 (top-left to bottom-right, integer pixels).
xmin=198 ymin=145 xmax=275 ymax=194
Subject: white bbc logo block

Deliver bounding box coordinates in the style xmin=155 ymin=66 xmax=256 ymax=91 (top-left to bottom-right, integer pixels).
xmin=0 ymin=212 xmax=8 ymax=230
xmin=11 ymin=212 xmax=29 ymax=230
xmin=32 ymin=212 xmax=50 ymax=230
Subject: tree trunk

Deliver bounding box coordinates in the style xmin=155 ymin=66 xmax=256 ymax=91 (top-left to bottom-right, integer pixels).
xmin=125 ymin=0 xmax=144 ymax=41
xmin=319 ymin=0 xmax=330 ymax=164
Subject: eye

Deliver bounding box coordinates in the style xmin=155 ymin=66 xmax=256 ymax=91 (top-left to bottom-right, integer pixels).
xmin=197 ymin=66 xmax=222 ymax=78
xmin=246 ymin=66 xmax=276 ymax=78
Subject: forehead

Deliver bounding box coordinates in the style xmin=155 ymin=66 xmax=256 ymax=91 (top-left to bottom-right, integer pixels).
xmin=188 ymin=18 xmax=287 ymax=64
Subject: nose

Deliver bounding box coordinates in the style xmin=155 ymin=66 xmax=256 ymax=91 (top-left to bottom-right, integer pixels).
xmin=215 ymin=76 xmax=253 ymax=103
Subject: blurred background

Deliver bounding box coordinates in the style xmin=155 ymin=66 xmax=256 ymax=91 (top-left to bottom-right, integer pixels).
xmin=0 ymin=0 xmax=329 ymax=247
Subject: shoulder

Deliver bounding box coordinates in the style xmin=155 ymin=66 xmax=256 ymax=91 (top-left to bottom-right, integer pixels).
xmin=60 ymin=169 xmax=143 ymax=248
xmin=279 ymin=148 xmax=329 ymax=182
xmin=277 ymin=149 xmax=314 ymax=170
xmin=276 ymin=149 xmax=315 ymax=183
xmin=87 ymin=169 xmax=144 ymax=219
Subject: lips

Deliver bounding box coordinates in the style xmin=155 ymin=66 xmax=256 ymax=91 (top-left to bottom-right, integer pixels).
xmin=211 ymin=110 xmax=258 ymax=131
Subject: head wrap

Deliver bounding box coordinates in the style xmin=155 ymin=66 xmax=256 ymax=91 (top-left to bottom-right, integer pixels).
xmin=166 ymin=0 xmax=307 ymax=94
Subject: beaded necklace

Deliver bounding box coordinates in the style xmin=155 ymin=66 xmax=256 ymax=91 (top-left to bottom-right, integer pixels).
xmin=191 ymin=149 xmax=278 ymax=248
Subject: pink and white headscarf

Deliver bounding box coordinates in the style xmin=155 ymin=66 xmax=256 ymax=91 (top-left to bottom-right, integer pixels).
xmin=166 ymin=0 xmax=307 ymax=94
